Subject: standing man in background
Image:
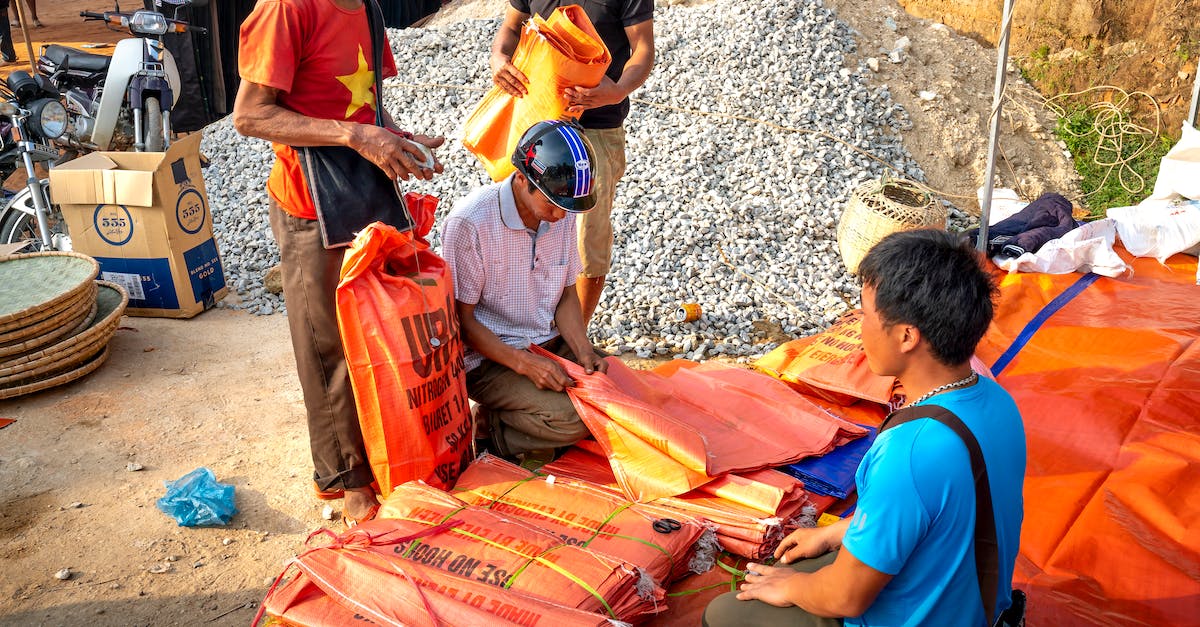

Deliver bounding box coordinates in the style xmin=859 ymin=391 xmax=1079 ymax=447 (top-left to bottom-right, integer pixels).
xmin=490 ymin=0 xmax=654 ymax=326
xmin=233 ymin=0 xmax=443 ymax=526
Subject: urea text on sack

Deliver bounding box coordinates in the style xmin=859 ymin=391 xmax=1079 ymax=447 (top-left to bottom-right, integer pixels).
xmin=400 ymin=294 xmax=463 ymax=379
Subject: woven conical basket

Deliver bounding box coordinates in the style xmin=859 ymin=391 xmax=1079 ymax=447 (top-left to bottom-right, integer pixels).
xmin=836 ymin=178 xmax=946 ymax=274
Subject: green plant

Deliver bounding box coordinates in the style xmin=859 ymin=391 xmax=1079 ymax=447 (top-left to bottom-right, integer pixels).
xmin=1054 ymin=107 xmax=1175 ymax=217
xmin=1033 ymin=44 xmax=1051 ymax=60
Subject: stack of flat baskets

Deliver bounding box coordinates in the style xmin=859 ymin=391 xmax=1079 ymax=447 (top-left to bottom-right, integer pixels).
xmin=0 ymin=252 xmax=129 ymax=400
xmin=836 ymin=178 xmax=946 ymax=274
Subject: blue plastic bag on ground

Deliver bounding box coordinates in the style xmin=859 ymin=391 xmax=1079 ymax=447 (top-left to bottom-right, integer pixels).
xmin=156 ymin=467 xmax=238 ymax=526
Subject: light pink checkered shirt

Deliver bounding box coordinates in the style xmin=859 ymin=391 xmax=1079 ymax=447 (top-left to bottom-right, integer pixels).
xmin=441 ymin=175 xmax=581 ymax=371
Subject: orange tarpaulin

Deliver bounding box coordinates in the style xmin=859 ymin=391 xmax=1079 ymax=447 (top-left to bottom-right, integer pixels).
xmin=975 ymin=249 xmax=1199 ymax=626
xmin=462 ymin=6 xmax=611 ymax=181
xmin=337 ymin=217 xmax=472 ymax=496
xmin=536 ymin=345 xmax=867 ymax=503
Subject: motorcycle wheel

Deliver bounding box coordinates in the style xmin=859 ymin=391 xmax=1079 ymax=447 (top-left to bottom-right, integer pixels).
xmin=0 ymin=182 xmax=70 ymax=252
xmin=144 ymin=96 xmax=164 ymax=152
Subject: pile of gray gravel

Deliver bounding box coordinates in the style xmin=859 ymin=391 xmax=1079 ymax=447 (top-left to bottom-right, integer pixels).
xmin=202 ymin=0 xmax=970 ymax=360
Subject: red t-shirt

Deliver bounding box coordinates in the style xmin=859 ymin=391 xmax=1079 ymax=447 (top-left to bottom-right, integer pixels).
xmin=239 ymin=0 xmax=399 ymax=219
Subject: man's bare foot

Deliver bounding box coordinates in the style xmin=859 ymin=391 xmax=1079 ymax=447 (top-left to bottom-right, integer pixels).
xmin=344 ymin=486 xmax=380 ymax=524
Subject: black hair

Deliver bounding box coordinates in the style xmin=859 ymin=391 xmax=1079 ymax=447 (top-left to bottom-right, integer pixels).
xmin=857 ymin=229 xmax=998 ymax=366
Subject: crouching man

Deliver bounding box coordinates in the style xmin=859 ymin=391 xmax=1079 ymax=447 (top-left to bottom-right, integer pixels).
xmin=442 ymin=120 xmax=608 ymax=458
xmin=704 ymin=229 xmax=1026 ymax=627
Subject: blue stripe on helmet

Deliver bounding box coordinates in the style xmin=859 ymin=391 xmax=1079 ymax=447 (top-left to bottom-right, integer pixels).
xmin=557 ymin=125 xmax=592 ymax=198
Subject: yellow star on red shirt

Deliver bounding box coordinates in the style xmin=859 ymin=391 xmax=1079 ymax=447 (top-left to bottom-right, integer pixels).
xmin=335 ymin=45 xmax=376 ymax=119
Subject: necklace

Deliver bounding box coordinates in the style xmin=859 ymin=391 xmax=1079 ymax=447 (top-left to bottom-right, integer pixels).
xmin=909 ymin=371 xmax=978 ymax=406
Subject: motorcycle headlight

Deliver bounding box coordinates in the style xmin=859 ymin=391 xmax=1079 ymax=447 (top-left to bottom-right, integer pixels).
xmin=129 ymin=11 xmax=169 ymax=36
xmin=30 ymin=99 xmax=67 ymax=139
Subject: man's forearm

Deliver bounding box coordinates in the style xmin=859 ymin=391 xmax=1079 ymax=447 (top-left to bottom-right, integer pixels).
xmin=233 ymin=99 xmax=363 ymax=148
xmin=614 ymin=47 xmax=653 ymax=99
xmin=553 ymin=287 xmax=593 ymax=360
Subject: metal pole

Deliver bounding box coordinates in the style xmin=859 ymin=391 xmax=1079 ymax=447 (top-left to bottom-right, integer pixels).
xmin=977 ymin=0 xmax=1017 ymax=253
xmin=1189 ymin=56 xmax=1200 ymax=128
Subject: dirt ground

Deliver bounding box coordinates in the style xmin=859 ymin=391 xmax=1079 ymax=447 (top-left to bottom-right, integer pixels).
xmin=1 ymin=1 xmax=1083 ymax=625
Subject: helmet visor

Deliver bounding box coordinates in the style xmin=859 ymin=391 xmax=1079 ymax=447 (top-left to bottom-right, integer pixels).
xmin=533 ymin=162 xmax=597 ymax=213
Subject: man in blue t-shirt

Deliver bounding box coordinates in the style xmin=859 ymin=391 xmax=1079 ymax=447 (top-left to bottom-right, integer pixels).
xmin=704 ymin=229 xmax=1026 ymax=627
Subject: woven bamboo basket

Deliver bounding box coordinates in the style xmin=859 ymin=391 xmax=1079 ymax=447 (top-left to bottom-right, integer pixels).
xmin=0 ymin=252 xmax=99 ymax=324
xmin=836 ymin=178 xmax=945 ymax=274
xmin=0 ymin=282 xmax=96 ymax=351
xmin=0 ymin=276 xmax=94 ymax=335
xmin=0 ymin=347 xmax=110 ymax=401
xmin=0 ymin=282 xmax=128 ymax=386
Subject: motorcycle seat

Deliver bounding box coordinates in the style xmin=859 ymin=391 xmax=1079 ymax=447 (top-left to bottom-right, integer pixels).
xmin=42 ymin=45 xmax=111 ymax=73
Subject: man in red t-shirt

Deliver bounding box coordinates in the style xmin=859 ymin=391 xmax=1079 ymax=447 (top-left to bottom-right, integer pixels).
xmin=233 ymin=0 xmax=443 ymax=525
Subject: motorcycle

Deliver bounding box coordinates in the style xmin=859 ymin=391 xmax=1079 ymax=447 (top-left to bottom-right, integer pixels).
xmin=0 ymin=0 xmax=208 ymax=252
xmin=0 ymin=71 xmax=71 ymax=252
xmin=37 ymin=0 xmax=206 ymax=154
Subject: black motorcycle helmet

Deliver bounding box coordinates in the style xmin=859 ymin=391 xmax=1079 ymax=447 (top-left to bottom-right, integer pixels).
xmin=511 ymin=120 xmax=597 ymax=213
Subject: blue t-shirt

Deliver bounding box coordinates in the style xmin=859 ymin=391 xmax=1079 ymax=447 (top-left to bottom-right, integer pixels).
xmin=841 ymin=377 xmax=1026 ymax=627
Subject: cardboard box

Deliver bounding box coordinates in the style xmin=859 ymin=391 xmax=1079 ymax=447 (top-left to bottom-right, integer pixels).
xmin=50 ymin=132 xmax=227 ymax=318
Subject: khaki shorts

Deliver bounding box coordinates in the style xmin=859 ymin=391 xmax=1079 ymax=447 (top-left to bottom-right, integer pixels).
xmin=578 ymin=127 xmax=627 ymax=279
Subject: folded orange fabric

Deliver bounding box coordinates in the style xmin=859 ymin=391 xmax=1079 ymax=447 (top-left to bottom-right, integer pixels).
xmin=545 ymin=444 xmax=831 ymax=560
xmin=462 ymin=6 xmax=611 ymax=181
xmin=262 ymin=530 xmax=616 ymax=627
xmin=534 ymin=345 xmax=867 ymax=502
xmin=454 ymin=453 xmax=717 ymax=583
xmin=753 ymin=311 xmax=897 ymax=406
xmin=376 ymin=481 xmax=665 ymax=622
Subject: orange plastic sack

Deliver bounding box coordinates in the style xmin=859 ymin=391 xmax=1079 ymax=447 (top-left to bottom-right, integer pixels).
xmin=973 ymin=249 xmax=1200 ymax=626
xmin=462 ymin=6 xmax=611 ymax=181
xmin=753 ymin=311 xmax=896 ymax=406
xmin=534 ymin=345 xmax=867 ymax=502
xmin=337 ymin=217 xmax=471 ymax=496
xmin=376 ymin=481 xmax=665 ymax=622
xmin=545 ymin=444 xmax=829 ymax=560
xmin=261 ymin=529 xmax=616 ymax=627
xmin=454 ymin=453 xmax=717 ymax=583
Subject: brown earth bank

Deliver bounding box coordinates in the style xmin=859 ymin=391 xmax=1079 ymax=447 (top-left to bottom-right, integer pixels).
xmin=897 ymin=0 xmax=1200 ymax=137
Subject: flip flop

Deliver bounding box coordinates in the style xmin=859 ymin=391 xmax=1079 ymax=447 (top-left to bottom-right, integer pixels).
xmin=312 ymin=482 xmax=345 ymax=501
xmin=344 ymin=503 xmax=380 ymax=529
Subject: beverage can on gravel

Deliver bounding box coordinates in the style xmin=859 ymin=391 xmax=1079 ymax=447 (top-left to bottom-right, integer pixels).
xmin=675 ymin=303 xmax=702 ymax=322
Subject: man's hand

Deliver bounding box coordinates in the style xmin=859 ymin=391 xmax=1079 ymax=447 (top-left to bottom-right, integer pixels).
xmin=516 ymin=351 xmax=574 ymax=391
xmin=491 ymin=54 xmax=529 ymax=97
xmin=564 ymin=77 xmax=625 ymax=114
xmin=736 ymin=563 xmax=800 ymax=607
xmin=411 ymin=134 xmax=447 ymax=172
xmin=775 ymin=525 xmax=839 ymax=565
xmin=350 ymin=125 xmax=444 ymax=181
xmin=577 ymin=351 xmax=608 ymax=375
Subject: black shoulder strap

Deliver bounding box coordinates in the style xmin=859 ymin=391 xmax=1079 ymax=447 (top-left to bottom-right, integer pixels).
xmin=881 ymin=404 xmax=1000 ymax=625
xmin=363 ymin=0 xmax=386 ymax=128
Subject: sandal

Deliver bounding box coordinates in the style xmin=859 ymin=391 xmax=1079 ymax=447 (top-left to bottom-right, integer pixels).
xmin=344 ymin=503 xmax=380 ymax=529
xmin=312 ymin=481 xmax=345 ymax=501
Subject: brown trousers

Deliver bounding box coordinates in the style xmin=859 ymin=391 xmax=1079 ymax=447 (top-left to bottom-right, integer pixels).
xmin=269 ymin=201 xmax=373 ymax=491
xmin=703 ymin=551 xmax=844 ymax=627
xmin=465 ymin=337 xmax=590 ymax=456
